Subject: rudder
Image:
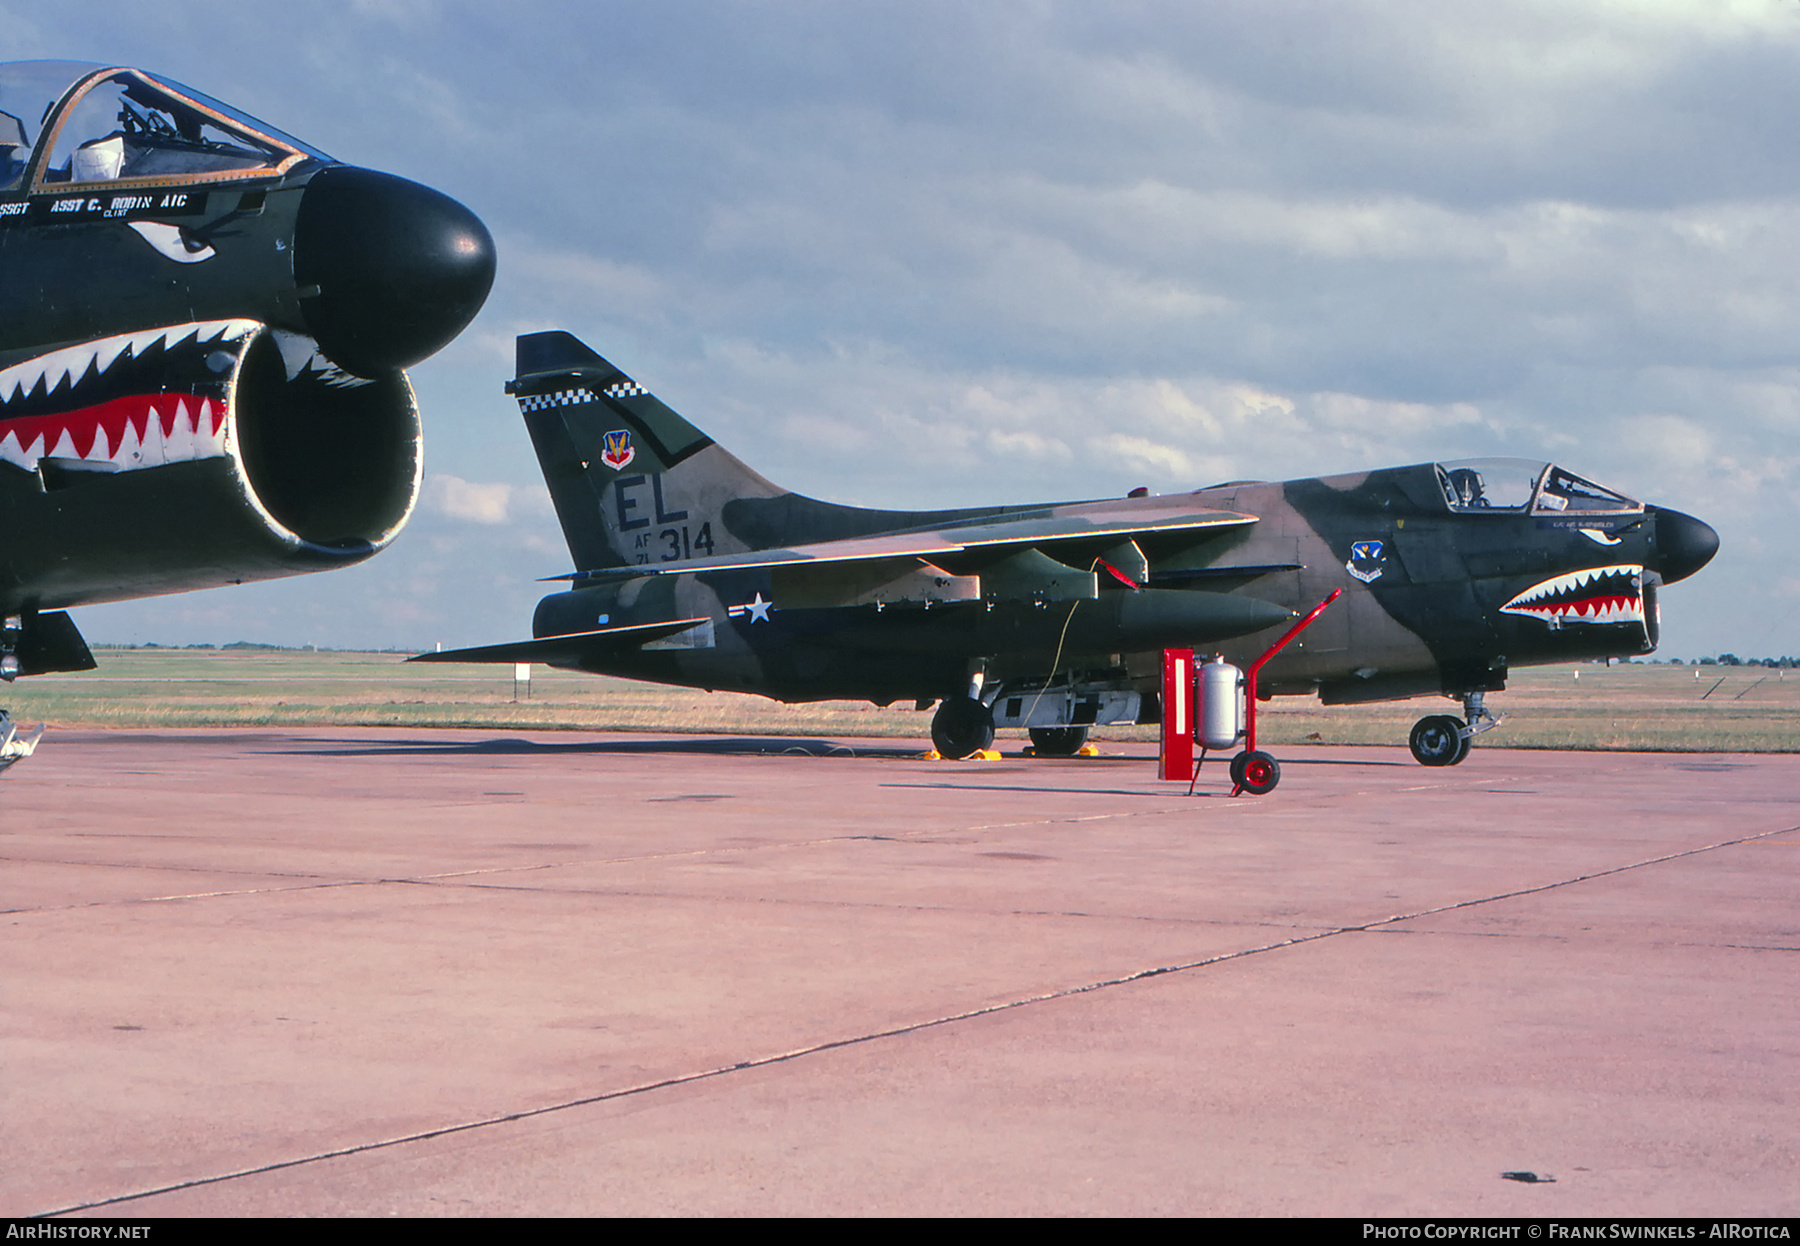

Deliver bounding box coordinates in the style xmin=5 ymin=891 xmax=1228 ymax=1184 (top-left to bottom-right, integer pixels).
xmin=509 ymin=331 xmax=786 ymax=571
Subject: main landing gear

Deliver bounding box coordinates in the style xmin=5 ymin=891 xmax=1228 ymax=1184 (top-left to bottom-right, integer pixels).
xmin=928 ymin=700 xmax=1094 ymax=758
xmin=1408 ymin=691 xmax=1499 ymax=767
xmin=1027 ymin=726 xmax=1090 ymax=757
xmin=930 ymin=695 xmax=995 ymax=758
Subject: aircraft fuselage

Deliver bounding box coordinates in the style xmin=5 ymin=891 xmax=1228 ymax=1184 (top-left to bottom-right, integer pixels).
xmin=525 ymin=460 xmax=1711 ymax=710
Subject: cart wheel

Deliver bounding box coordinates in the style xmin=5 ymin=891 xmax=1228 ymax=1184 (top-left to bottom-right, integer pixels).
xmin=1230 ymin=749 xmax=1280 ymax=796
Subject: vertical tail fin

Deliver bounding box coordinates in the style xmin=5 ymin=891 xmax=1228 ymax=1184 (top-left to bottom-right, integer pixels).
xmin=510 ymin=331 xmax=786 ymax=571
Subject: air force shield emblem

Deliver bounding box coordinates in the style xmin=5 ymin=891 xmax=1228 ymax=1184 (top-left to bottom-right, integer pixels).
xmin=1346 ymin=540 xmax=1386 ymax=583
xmin=600 ymin=429 xmax=636 ymax=471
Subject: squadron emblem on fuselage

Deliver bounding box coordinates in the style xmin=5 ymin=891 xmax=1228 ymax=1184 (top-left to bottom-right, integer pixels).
xmin=1346 ymin=540 xmax=1386 ymax=583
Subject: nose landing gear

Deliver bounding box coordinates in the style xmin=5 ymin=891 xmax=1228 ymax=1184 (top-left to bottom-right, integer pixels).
xmin=1 ymin=614 xmax=18 ymax=682
xmin=0 ymin=709 xmax=42 ymax=773
xmin=1409 ymin=690 xmax=1500 ymax=766
xmin=0 ymin=611 xmax=93 ymax=775
xmin=0 ymin=616 xmax=41 ymax=774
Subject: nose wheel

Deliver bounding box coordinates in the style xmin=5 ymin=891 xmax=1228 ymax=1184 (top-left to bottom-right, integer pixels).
xmin=0 ymin=709 xmax=43 ymax=774
xmin=1409 ymin=715 xmax=1470 ymax=766
xmin=1409 ymin=691 xmax=1500 ymax=766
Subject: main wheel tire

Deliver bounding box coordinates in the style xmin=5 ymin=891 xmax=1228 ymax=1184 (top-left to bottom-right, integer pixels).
xmin=1410 ymin=715 xmax=1467 ymax=766
xmin=1230 ymin=749 xmax=1281 ymax=795
xmin=1028 ymin=726 xmax=1089 ymax=757
xmin=931 ymin=696 xmax=995 ymax=758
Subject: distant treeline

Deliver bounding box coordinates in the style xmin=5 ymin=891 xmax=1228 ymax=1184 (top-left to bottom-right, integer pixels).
xmin=1637 ymin=655 xmax=1797 ymax=668
xmin=90 ymin=642 xmax=418 ymax=654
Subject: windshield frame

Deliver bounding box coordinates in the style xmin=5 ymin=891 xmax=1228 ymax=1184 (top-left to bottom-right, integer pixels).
xmin=0 ymin=60 xmax=100 ymax=193
xmin=1434 ymin=458 xmax=1548 ymax=513
xmin=1432 ymin=456 xmax=1644 ymax=518
xmin=26 ymin=65 xmax=319 ymax=194
xmin=1531 ymin=464 xmax=1643 ymax=517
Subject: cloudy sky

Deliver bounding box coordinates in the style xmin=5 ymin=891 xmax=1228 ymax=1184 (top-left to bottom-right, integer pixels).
xmin=9 ymin=0 xmax=1800 ymax=659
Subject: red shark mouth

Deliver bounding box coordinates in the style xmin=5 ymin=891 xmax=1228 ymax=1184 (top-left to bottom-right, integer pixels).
xmin=0 ymin=394 xmax=228 ymax=471
xmin=1499 ymin=564 xmax=1645 ymax=627
xmin=0 ymin=321 xmax=254 ymax=473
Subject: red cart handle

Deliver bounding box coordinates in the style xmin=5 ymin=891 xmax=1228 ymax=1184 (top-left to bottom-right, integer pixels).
xmin=1243 ymin=588 xmax=1341 ymax=756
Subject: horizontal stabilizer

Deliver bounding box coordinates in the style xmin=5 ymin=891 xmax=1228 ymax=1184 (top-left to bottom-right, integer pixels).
xmin=409 ymin=617 xmax=711 ymax=666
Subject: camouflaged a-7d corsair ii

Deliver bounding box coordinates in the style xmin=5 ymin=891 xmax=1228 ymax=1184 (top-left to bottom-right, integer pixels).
xmin=0 ymin=61 xmax=495 ymax=768
xmin=416 ymin=331 xmax=1720 ymax=766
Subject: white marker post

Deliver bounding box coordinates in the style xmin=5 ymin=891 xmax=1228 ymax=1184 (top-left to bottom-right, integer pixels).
xmin=514 ymin=662 xmax=531 ymax=701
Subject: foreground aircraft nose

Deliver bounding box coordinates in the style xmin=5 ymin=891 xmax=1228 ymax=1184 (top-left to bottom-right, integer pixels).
xmin=293 ymin=165 xmax=496 ymax=376
xmin=1650 ymin=507 xmax=1720 ymax=584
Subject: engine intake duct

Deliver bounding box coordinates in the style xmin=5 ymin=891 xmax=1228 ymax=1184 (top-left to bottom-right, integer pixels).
xmin=232 ymin=330 xmax=419 ymax=549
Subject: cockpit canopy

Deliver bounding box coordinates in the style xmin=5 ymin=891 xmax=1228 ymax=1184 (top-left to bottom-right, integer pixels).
xmin=0 ymin=61 xmax=327 ymax=193
xmin=1435 ymin=458 xmax=1641 ymax=516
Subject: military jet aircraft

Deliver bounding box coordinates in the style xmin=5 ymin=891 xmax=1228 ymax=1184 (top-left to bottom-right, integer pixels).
xmin=415 ymin=331 xmax=1718 ymax=766
xmin=0 ymin=61 xmax=494 ymax=752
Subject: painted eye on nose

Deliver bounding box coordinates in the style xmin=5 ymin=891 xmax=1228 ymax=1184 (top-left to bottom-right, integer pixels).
xmin=127 ymin=221 xmax=216 ymax=264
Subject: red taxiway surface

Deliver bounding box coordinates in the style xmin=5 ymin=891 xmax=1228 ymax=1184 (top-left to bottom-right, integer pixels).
xmin=2 ymin=728 xmax=1795 ymax=1216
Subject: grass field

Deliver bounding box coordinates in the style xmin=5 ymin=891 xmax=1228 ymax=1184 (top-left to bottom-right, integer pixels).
xmin=3 ymin=648 xmax=1795 ymax=753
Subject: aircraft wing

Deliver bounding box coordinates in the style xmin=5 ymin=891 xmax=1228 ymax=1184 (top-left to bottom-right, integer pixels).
xmin=409 ymin=617 xmax=711 ymax=665
xmin=553 ymin=499 xmax=1258 ymax=583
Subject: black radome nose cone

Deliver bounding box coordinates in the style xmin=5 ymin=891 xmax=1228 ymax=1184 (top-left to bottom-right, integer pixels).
xmin=294 ymin=165 xmax=496 ymax=376
xmin=1651 ymin=507 xmax=1720 ymax=585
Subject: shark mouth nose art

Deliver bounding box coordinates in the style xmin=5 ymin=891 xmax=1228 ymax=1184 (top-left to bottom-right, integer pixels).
xmin=0 ymin=320 xmax=256 ymax=473
xmin=0 ymin=393 xmax=227 ymax=472
xmin=1499 ymin=564 xmax=1645 ymax=628
xmin=0 ymin=317 xmax=424 ymax=550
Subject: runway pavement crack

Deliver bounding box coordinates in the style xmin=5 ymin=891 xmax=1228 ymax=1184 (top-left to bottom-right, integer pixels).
xmin=35 ymin=820 xmax=1796 ymax=1218
xmin=0 ymin=867 xmax=384 ymax=915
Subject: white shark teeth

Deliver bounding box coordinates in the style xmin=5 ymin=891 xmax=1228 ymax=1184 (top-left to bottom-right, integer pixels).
xmin=1499 ymin=564 xmax=1646 ymax=625
xmin=0 ymin=395 xmax=228 ymax=473
xmin=1506 ymin=564 xmax=1640 ymax=603
xmin=0 ymin=320 xmax=257 ymax=406
xmin=270 ymin=329 xmax=375 ymax=389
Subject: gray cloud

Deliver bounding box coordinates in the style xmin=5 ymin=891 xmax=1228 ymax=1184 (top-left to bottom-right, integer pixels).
xmin=31 ymin=0 xmax=1800 ymax=657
